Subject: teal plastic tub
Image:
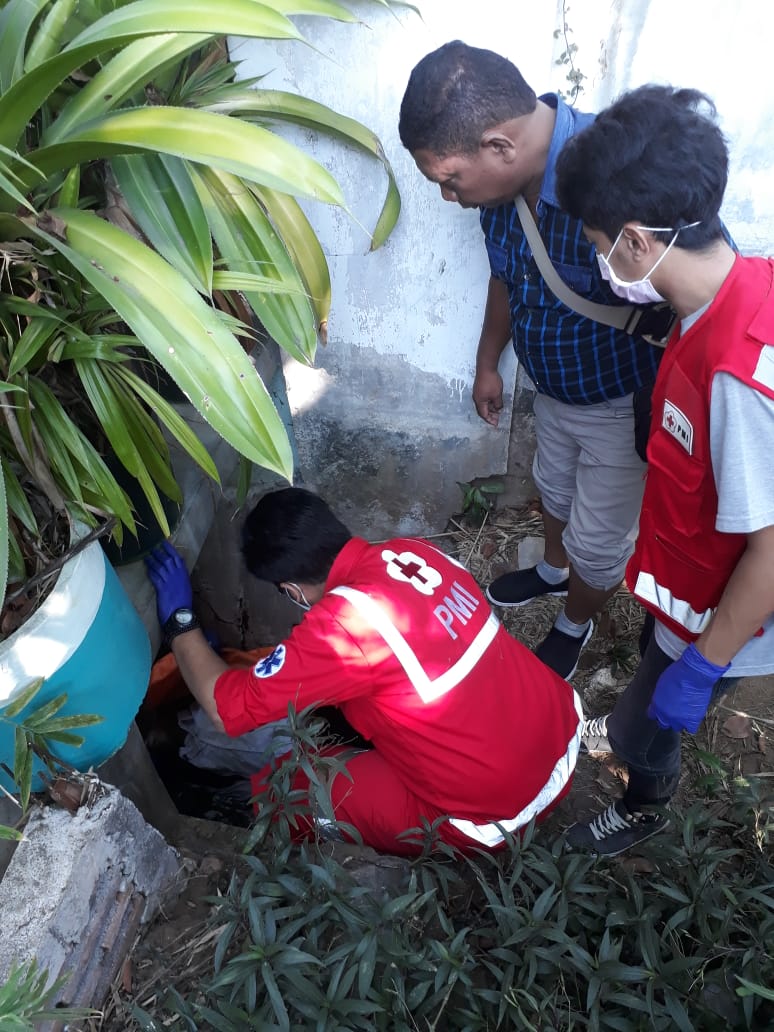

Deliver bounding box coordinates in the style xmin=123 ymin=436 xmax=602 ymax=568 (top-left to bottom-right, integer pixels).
xmin=0 ymin=535 xmax=151 ymax=793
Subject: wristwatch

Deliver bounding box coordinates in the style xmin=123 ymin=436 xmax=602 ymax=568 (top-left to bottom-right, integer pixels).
xmin=162 ymin=607 xmax=201 ymax=646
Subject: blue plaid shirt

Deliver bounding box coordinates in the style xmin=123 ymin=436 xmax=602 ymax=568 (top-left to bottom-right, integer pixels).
xmin=480 ymin=94 xmax=661 ymax=405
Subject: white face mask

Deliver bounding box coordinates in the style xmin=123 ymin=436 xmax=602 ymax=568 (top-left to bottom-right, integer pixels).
xmin=596 ymin=222 xmax=700 ymax=304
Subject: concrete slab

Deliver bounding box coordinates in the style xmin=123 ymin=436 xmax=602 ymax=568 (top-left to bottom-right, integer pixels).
xmin=517 ymin=535 xmax=546 ymax=570
xmin=0 ymin=785 xmax=181 ymax=1026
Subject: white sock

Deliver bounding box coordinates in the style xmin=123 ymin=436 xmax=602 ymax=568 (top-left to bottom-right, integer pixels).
xmin=554 ymin=609 xmax=591 ymax=639
xmin=536 ymin=558 xmax=569 ymax=585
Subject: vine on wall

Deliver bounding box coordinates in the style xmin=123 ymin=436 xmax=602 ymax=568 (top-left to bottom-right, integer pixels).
xmin=554 ymin=1 xmax=586 ymax=103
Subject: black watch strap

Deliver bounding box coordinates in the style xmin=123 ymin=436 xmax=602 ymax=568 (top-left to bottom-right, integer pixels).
xmin=162 ymin=607 xmax=201 ymax=646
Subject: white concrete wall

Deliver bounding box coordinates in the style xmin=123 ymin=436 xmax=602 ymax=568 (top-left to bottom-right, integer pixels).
xmin=230 ymin=0 xmax=774 ymax=536
xmin=231 ymin=1 xmax=556 ymax=383
xmin=553 ymin=0 xmax=774 ymax=253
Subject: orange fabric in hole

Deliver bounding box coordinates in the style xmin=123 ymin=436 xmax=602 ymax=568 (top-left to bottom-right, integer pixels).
xmin=145 ymin=645 xmax=274 ymax=710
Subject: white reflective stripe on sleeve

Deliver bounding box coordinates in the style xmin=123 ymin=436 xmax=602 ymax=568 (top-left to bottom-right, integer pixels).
xmin=449 ymin=690 xmax=584 ymax=848
xmin=633 ymin=572 xmax=714 ymax=635
xmin=329 ymin=585 xmax=500 ymax=704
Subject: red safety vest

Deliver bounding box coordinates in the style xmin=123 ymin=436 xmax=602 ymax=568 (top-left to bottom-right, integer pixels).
xmin=627 ymin=255 xmax=774 ymax=641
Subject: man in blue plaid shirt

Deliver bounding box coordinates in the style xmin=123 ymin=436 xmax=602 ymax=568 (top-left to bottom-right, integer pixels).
xmin=399 ymin=41 xmax=662 ymax=679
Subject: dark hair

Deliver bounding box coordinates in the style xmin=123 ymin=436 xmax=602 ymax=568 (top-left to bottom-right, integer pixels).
xmin=555 ymin=84 xmax=728 ymax=249
xmin=399 ymin=40 xmax=536 ymax=156
xmin=241 ymin=487 xmax=352 ymax=585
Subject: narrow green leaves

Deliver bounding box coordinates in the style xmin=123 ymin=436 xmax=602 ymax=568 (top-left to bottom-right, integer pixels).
xmin=204 ymin=88 xmax=401 ymax=248
xmin=43 ymin=34 xmax=211 ymax=144
xmin=195 ymin=167 xmax=318 ymax=365
xmin=32 ymin=207 xmax=293 ymax=479
xmin=0 ymin=0 xmax=305 ymax=152
xmin=112 ymin=154 xmax=214 ymax=294
xmin=0 ymin=460 xmax=8 ymax=610
xmin=66 ymin=0 xmax=302 ymax=51
xmin=2 ymin=677 xmax=44 ymax=720
xmin=249 ymin=185 xmax=332 ymax=333
xmin=32 ymin=107 xmax=346 ymax=206
xmin=24 ymin=0 xmax=80 ymax=73
xmin=0 ymin=0 xmax=50 ymax=92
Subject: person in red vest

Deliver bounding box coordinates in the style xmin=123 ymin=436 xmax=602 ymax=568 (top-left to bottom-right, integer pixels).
xmin=146 ymin=488 xmax=582 ymax=856
xmin=554 ymin=84 xmax=774 ymax=855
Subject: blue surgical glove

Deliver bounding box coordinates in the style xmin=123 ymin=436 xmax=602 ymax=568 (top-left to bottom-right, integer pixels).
xmin=144 ymin=541 xmax=193 ymax=625
xmin=647 ymin=642 xmax=731 ymax=734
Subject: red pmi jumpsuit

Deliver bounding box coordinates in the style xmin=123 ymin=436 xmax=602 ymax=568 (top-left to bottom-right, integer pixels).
xmin=215 ymin=536 xmax=582 ymax=854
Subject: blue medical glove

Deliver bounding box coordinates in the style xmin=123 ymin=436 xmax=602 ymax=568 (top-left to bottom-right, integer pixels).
xmin=647 ymin=643 xmax=731 ymax=734
xmin=144 ymin=541 xmax=193 ymax=625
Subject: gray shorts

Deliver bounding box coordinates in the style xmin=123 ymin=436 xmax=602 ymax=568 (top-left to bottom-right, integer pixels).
xmin=532 ymin=392 xmax=646 ymax=590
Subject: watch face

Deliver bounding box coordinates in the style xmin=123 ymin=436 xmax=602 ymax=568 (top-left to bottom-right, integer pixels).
xmin=174 ymin=608 xmax=194 ymax=627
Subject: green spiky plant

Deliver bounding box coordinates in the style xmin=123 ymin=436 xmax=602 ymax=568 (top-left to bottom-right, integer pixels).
xmin=0 ymin=0 xmax=403 ymax=620
xmin=0 ymin=958 xmax=98 ymax=1030
xmin=108 ymin=709 xmax=774 ymax=1031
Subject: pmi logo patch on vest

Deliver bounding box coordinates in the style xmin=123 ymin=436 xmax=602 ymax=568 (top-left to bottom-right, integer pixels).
xmin=662 ymin=399 xmax=693 ymax=454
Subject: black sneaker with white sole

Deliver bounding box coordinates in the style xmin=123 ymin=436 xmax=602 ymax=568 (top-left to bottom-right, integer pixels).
xmin=566 ymin=799 xmax=670 ymax=856
xmin=534 ymin=621 xmax=594 ymax=680
xmin=486 ymin=565 xmax=569 ymax=608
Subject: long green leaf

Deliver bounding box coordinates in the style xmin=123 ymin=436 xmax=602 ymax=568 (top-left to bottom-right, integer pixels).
xmin=53 ymin=165 xmax=79 ymax=209
xmin=195 ymin=167 xmax=318 ymax=364
xmin=43 ymin=33 xmax=210 ymax=145
xmin=75 ymin=360 xmax=180 ymax=503
xmin=1 ymin=456 xmax=38 ymax=535
xmin=249 ymin=185 xmax=331 ymax=333
xmin=15 ymin=728 xmax=33 ymax=809
xmin=100 ymin=366 xmax=183 ymax=504
xmin=7 ymin=530 xmax=26 ymax=585
xmin=22 ymin=691 xmax=68 ymax=729
xmin=0 ymin=0 xmax=305 ymax=152
xmin=211 ymin=271 xmax=307 ymax=296
xmin=66 ymin=0 xmax=301 ymax=49
xmin=113 ymin=365 xmax=220 ymax=483
xmin=2 ymin=677 xmax=44 ymax=720
xmin=59 ymin=334 xmax=137 ymax=361
xmin=112 ymin=153 xmax=214 ymax=294
xmin=0 ymin=143 xmax=42 ymax=211
xmin=736 ymin=976 xmax=774 ymax=1002
xmin=39 ymin=730 xmax=84 ymax=746
xmin=33 ymin=712 xmax=103 ymax=732
xmin=0 ymin=459 xmax=8 ymax=614
xmin=204 ymin=88 xmax=401 ymax=248
xmin=44 ymin=0 xmax=362 ymax=140
xmin=259 ymin=0 xmax=358 ymax=19
xmin=0 ymin=0 xmax=50 ymax=92
xmin=30 ymin=107 xmax=345 ymax=206
xmin=27 ymin=381 xmax=84 ymax=503
xmin=25 ymin=377 xmax=137 ymax=533
xmin=24 ymin=0 xmax=79 ymax=73
xmin=30 ymin=208 xmax=294 ymax=478
xmin=8 ymin=316 xmax=61 ymax=377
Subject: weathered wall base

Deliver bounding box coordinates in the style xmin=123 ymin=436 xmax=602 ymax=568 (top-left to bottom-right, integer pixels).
xmin=284 ymin=343 xmax=527 ymax=538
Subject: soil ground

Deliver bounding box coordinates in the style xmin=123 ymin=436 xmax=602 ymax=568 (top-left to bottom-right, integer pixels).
xmin=91 ymin=502 xmax=774 ymax=1030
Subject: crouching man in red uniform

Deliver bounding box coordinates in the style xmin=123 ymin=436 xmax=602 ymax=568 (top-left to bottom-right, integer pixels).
xmin=146 ymin=488 xmax=582 ymax=855
xmin=554 ymin=85 xmax=774 ymax=856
